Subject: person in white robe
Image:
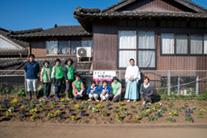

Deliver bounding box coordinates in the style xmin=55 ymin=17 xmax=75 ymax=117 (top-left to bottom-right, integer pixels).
xmin=124 ymin=58 xmax=141 ymax=102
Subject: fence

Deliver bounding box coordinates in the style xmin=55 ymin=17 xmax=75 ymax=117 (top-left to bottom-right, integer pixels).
xmin=0 ymin=69 xmax=207 ymax=96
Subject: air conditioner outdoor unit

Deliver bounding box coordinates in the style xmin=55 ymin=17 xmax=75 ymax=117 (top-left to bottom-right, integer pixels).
xmin=76 ymin=47 xmax=92 ymax=58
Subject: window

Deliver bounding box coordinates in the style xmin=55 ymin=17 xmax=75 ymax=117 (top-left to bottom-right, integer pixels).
xmin=176 ymin=35 xmax=188 ymax=54
xmin=118 ymin=30 xmax=156 ymax=68
xmin=138 ymin=31 xmax=155 ymax=68
xmin=58 ymin=41 xmax=69 ymax=55
xmin=82 ymin=40 xmax=92 ymax=47
xmin=161 ymin=33 xmax=174 ymax=54
xmin=190 ymin=35 xmax=202 ymax=54
xmin=46 ymin=41 xmax=58 ymax=55
xmin=118 ymin=31 xmax=137 ymax=68
xmin=70 ymin=41 xmax=81 ymax=55
xmin=46 ymin=40 xmax=92 ymax=55
xmin=204 ymin=35 xmax=207 ymax=54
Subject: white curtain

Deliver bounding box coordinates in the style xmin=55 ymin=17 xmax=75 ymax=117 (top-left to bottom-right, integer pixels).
xmin=138 ymin=31 xmax=155 ymax=49
xmin=138 ymin=51 xmax=155 ymax=68
xmin=204 ymin=35 xmax=207 ymax=54
xmin=59 ymin=41 xmax=69 ymax=55
xmin=176 ymin=35 xmax=188 ymax=54
xmin=70 ymin=41 xmax=81 ymax=55
xmin=118 ymin=31 xmax=136 ymax=49
xmin=46 ymin=41 xmax=58 ymax=55
xmin=119 ymin=51 xmax=136 ymax=68
xmin=190 ymin=35 xmax=202 ymax=54
xmin=161 ymin=33 xmax=174 ymax=54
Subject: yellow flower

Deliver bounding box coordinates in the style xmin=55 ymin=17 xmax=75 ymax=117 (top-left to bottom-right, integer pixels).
xmin=95 ymin=104 xmax=102 ymax=109
xmin=30 ymin=108 xmax=37 ymax=113
xmin=30 ymin=114 xmax=36 ymax=121
xmin=60 ymin=98 xmax=65 ymax=102
xmin=11 ymin=98 xmax=18 ymax=104
xmin=75 ymin=104 xmax=80 ymax=109
xmin=70 ymin=115 xmax=77 ymax=121
xmin=55 ymin=110 xmax=62 ymax=115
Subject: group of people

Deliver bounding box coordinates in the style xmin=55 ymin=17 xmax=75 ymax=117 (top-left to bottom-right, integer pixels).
xmin=24 ymin=54 xmax=154 ymax=104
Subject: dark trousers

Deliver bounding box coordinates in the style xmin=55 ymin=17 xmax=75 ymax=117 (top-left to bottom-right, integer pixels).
xmin=43 ymin=83 xmax=51 ymax=97
xmin=65 ymin=80 xmax=73 ymax=98
xmin=55 ymin=86 xmax=61 ymax=97
xmin=141 ymin=95 xmax=152 ymax=103
xmin=112 ymin=95 xmax=121 ymax=102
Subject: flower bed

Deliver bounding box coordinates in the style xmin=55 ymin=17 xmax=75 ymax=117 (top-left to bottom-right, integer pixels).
xmin=0 ymin=96 xmax=207 ymax=124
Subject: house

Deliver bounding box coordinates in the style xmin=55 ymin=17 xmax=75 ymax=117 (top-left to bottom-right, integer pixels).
xmin=73 ymin=0 xmax=207 ymax=94
xmin=0 ymin=27 xmax=30 ymax=69
xmin=10 ymin=25 xmax=93 ymax=71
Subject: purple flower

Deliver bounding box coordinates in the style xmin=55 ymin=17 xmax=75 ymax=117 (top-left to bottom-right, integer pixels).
xmin=106 ymin=105 xmax=110 ymax=108
xmin=69 ymin=112 xmax=73 ymax=116
xmin=80 ymin=111 xmax=85 ymax=116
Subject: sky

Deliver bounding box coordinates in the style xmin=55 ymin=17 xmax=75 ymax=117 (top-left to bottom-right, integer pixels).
xmin=0 ymin=0 xmax=206 ymax=31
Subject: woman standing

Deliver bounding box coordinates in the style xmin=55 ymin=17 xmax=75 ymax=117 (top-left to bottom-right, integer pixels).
xmin=124 ymin=58 xmax=141 ymax=102
xmin=52 ymin=59 xmax=64 ymax=100
xmin=40 ymin=60 xmax=52 ymax=100
xmin=63 ymin=58 xmax=74 ymax=100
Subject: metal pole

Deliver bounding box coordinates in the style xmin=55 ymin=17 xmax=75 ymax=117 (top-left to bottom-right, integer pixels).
xmin=178 ymin=76 xmax=180 ymax=95
xmin=168 ymin=71 xmax=171 ymax=96
xmin=24 ymin=70 xmax=27 ymax=96
xmin=196 ymin=76 xmax=199 ymax=95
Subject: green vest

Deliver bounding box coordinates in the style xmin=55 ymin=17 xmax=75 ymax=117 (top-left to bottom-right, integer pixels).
xmin=42 ymin=66 xmax=52 ymax=82
xmin=54 ymin=65 xmax=63 ymax=79
xmin=65 ymin=65 xmax=74 ymax=80
xmin=72 ymin=80 xmax=82 ymax=94
xmin=112 ymin=82 xmax=121 ymax=95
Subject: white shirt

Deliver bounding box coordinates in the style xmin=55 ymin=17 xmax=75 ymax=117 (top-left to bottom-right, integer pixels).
xmin=125 ymin=65 xmax=141 ymax=82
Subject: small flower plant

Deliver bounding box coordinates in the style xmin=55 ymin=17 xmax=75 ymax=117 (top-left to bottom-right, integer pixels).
xmin=10 ymin=98 xmax=18 ymax=106
xmin=134 ymin=115 xmax=141 ymax=121
xmin=95 ymin=104 xmax=102 ymax=109
xmin=165 ymin=116 xmax=176 ymax=122
xmin=47 ymin=112 xmax=53 ymax=119
xmin=116 ymin=114 xmax=122 ymax=122
xmin=17 ymin=111 xmax=24 ymax=118
xmin=30 ymin=114 xmax=37 ymax=121
xmin=70 ymin=115 xmax=77 ymax=121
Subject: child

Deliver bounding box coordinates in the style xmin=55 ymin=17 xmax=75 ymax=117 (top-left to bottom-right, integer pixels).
xmin=87 ymin=81 xmax=99 ymax=102
xmin=51 ymin=59 xmax=64 ymax=100
xmin=140 ymin=76 xmax=154 ymax=105
xmin=63 ymin=58 xmax=74 ymax=100
xmin=40 ymin=60 xmax=52 ymax=100
xmin=99 ymin=80 xmax=112 ymax=102
xmin=72 ymin=75 xmax=85 ymax=100
xmin=111 ymin=77 xmax=122 ymax=102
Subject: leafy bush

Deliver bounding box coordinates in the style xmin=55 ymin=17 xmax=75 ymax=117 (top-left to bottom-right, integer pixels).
xmin=16 ymin=88 xmax=25 ymax=97
xmin=197 ymin=89 xmax=207 ymax=100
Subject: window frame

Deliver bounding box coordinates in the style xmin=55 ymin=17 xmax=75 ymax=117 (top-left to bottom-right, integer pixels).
xmin=46 ymin=39 xmax=92 ymax=56
xmin=117 ymin=29 xmax=157 ymax=70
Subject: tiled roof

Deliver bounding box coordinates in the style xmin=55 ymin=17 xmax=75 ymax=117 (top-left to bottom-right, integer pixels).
xmin=74 ymin=11 xmax=207 ymax=18
xmin=102 ymin=0 xmax=207 ymax=13
xmin=11 ymin=25 xmax=92 ymax=38
xmin=0 ymin=28 xmax=29 ymax=55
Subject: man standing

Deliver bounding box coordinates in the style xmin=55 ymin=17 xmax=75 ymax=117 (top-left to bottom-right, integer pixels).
xmin=124 ymin=58 xmax=140 ymax=102
xmin=24 ymin=54 xmax=40 ymax=100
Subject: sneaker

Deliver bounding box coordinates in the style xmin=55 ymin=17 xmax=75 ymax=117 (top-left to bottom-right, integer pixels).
xmin=127 ymin=100 xmax=130 ymax=102
xmin=96 ymin=100 xmax=99 ymax=102
xmin=88 ymin=99 xmax=92 ymax=102
xmin=100 ymin=100 xmax=104 ymax=102
xmin=66 ymin=97 xmax=71 ymax=101
xmin=142 ymin=101 xmax=146 ymax=105
xmin=133 ymin=100 xmax=136 ymax=102
xmin=56 ymin=96 xmax=60 ymax=100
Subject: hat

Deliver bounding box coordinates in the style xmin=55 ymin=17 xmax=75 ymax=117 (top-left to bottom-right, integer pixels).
xmin=112 ymin=76 xmax=118 ymax=81
xmin=65 ymin=58 xmax=74 ymax=65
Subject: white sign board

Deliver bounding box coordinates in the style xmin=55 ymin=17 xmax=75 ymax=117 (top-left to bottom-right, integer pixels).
xmin=93 ymin=70 xmax=116 ymax=81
